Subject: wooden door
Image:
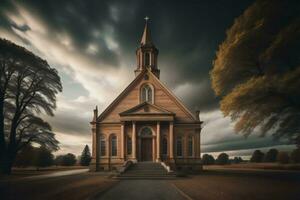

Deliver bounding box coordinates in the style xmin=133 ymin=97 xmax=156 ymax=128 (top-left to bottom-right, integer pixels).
xmin=141 ymin=138 xmax=152 ymax=161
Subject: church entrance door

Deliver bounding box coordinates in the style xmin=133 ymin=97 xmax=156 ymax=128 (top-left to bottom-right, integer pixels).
xmin=141 ymin=138 xmax=152 ymax=161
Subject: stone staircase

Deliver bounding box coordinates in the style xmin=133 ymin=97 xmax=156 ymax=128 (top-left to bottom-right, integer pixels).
xmin=116 ymin=162 xmax=176 ymax=180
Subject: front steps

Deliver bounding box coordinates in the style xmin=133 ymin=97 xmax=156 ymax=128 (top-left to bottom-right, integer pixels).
xmin=116 ymin=162 xmax=176 ymax=180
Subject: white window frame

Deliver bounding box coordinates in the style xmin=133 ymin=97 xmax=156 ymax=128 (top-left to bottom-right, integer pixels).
xmin=140 ymin=83 xmax=154 ymax=104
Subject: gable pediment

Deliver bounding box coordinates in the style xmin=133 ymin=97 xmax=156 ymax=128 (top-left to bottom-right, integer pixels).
xmin=119 ymin=102 xmax=174 ymax=116
xmin=97 ymin=68 xmax=199 ymax=123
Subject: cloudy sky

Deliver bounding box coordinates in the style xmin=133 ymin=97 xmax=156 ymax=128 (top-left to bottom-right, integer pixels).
xmin=0 ymin=0 xmax=295 ymax=158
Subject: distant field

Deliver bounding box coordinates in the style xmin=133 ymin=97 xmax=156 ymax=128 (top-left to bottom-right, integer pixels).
xmin=204 ymin=163 xmax=300 ymax=171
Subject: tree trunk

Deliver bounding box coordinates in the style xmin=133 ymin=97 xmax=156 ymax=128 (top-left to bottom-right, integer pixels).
xmin=0 ymin=97 xmax=7 ymax=174
xmin=0 ymin=154 xmax=13 ymax=175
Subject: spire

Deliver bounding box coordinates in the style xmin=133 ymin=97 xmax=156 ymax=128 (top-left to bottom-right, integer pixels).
xmin=140 ymin=16 xmax=152 ymax=46
xmin=135 ymin=17 xmax=160 ymax=78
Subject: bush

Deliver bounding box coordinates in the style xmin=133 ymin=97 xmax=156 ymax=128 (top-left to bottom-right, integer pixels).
xmin=201 ymin=154 xmax=215 ymax=165
xmin=216 ymin=153 xmax=229 ymax=165
xmin=14 ymin=145 xmax=37 ymax=167
xmin=250 ymin=150 xmax=264 ymax=163
xmin=290 ymin=148 xmax=300 ymax=163
xmin=55 ymin=153 xmax=77 ymax=166
xmin=264 ymin=149 xmax=278 ymax=162
xmin=277 ymin=152 xmax=290 ymax=164
xmin=232 ymin=157 xmax=243 ymax=164
xmin=35 ymin=146 xmax=54 ymax=167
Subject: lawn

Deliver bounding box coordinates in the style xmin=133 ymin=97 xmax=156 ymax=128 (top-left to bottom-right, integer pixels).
xmin=204 ymin=163 xmax=300 ymax=171
xmin=172 ymin=169 xmax=300 ymax=200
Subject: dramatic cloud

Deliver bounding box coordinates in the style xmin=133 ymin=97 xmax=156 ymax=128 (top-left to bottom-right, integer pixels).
xmin=1 ymin=0 xmax=295 ymax=156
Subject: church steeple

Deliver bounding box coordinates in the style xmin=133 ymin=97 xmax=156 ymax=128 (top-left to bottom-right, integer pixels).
xmin=140 ymin=17 xmax=152 ymax=46
xmin=135 ymin=17 xmax=160 ymax=78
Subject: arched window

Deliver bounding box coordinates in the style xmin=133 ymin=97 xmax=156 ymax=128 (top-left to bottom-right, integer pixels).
xmin=176 ymin=136 xmax=183 ymax=157
xmin=141 ymin=84 xmax=153 ymax=103
xmin=140 ymin=127 xmax=153 ymax=137
xmin=127 ymin=137 xmax=132 ymax=155
xmin=145 ymin=52 xmax=150 ymax=66
xmin=100 ymin=135 xmax=106 ymax=156
xmin=111 ymin=135 xmax=117 ymax=156
xmin=188 ymin=136 xmax=193 ymax=157
xmin=162 ymin=137 xmax=168 ymax=155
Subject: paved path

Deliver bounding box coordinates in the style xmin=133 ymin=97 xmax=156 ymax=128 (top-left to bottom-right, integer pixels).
xmin=96 ymin=180 xmax=188 ymax=200
xmin=23 ymin=169 xmax=89 ymax=180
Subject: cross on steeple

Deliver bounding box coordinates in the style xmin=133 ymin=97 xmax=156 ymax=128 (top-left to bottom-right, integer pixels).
xmin=144 ymin=16 xmax=149 ymax=22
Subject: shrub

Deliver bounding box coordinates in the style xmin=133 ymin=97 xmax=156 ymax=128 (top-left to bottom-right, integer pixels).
xmin=201 ymin=154 xmax=215 ymax=165
xmin=250 ymin=150 xmax=264 ymax=163
xmin=290 ymin=148 xmax=300 ymax=163
xmin=216 ymin=153 xmax=229 ymax=165
xmin=55 ymin=153 xmax=77 ymax=166
xmin=264 ymin=149 xmax=278 ymax=162
xmin=277 ymin=152 xmax=290 ymax=164
xmin=232 ymin=157 xmax=243 ymax=164
xmin=14 ymin=145 xmax=37 ymax=167
xmin=35 ymin=146 xmax=54 ymax=167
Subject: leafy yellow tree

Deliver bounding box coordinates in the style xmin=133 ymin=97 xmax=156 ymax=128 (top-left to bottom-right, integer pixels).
xmin=211 ymin=0 xmax=300 ymax=145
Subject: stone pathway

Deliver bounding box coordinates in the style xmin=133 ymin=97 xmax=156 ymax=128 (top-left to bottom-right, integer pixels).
xmin=96 ymin=180 xmax=188 ymax=200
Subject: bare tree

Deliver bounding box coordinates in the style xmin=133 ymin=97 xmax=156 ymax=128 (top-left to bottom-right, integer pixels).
xmin=0 ymin=38 xmax=62 ymax=174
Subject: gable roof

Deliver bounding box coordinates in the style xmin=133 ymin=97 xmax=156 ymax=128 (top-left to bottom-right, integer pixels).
xmin=119 ymin=102 xmax=174 ymax=116
xmin=97 ymin=68 xmax=198 ymax=122
xmin=97 ymin=69 xmax=147 ymax=121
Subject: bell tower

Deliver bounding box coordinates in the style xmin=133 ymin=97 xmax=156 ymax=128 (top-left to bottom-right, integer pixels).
xmin=135 ymin=17 xmax=160 ymax=78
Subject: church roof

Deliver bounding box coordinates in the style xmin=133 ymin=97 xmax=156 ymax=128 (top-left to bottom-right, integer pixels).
xmin=97 ymin=68 xmax=199 ymax=123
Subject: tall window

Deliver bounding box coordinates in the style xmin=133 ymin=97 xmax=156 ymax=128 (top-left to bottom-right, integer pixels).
xmin=111 ymin=135 xmax=117 ymax=156
xmin=100 ymin=135 xmax=106 ymax=156
xmin=145 ymin=52 xmax=150 ymax=66
xmin=176 ymin=136 xmax=183 ymax=157
xmin=141 ymin=85 xmax=153 ymax=103
xmin=162 ymin=137 xmax=168 ymax=155
xmin=188 ymin=136 xmax=193 ymax=157
xmin=127 ymin=137 xmax=132 ymax=155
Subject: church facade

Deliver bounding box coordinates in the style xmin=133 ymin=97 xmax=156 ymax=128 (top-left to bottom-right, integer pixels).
xmin=90 ymin=21 xmax=202 ymax=171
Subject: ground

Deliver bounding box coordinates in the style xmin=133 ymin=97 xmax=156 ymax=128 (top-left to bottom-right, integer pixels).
xmin=1 ymin=167 xmax=300 ymax=200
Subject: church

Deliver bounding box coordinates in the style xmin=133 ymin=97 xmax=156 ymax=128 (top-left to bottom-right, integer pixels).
xmin=90 ymin=20 xmax=202 ymax=172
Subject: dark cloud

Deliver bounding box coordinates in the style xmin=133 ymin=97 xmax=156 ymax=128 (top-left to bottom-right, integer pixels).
xmin=2 ymin=0 xmax=270 ymax=155
xmin=0 ymin=0 xmax=254 ymax=111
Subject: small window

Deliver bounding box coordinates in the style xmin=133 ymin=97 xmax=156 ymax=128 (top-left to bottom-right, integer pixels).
xmin=141 ymin=85 xmax=153 ymax=103
xmin=127 ymin=137 xmax=132 ymax=155
xmin=176 ymin=136 xmax=183 ymax=157
xmin=162 ymin=137 xmax=168 ymax=155
xmin=188 ymin=136 xmax=193 ymax=157
xmin=111 ymin=135 xmax=117 ymax=156
xmin=100 ymin=135 xmax=106 ymax=156
xmin=140 ymin=127 xmax=152 ymax=137
xmin=145 ymin=52 xmax=150 ymax=66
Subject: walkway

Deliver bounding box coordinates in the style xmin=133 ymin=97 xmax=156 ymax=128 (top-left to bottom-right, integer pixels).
xmin=96 ymin=180 xmax=188 ymax=200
